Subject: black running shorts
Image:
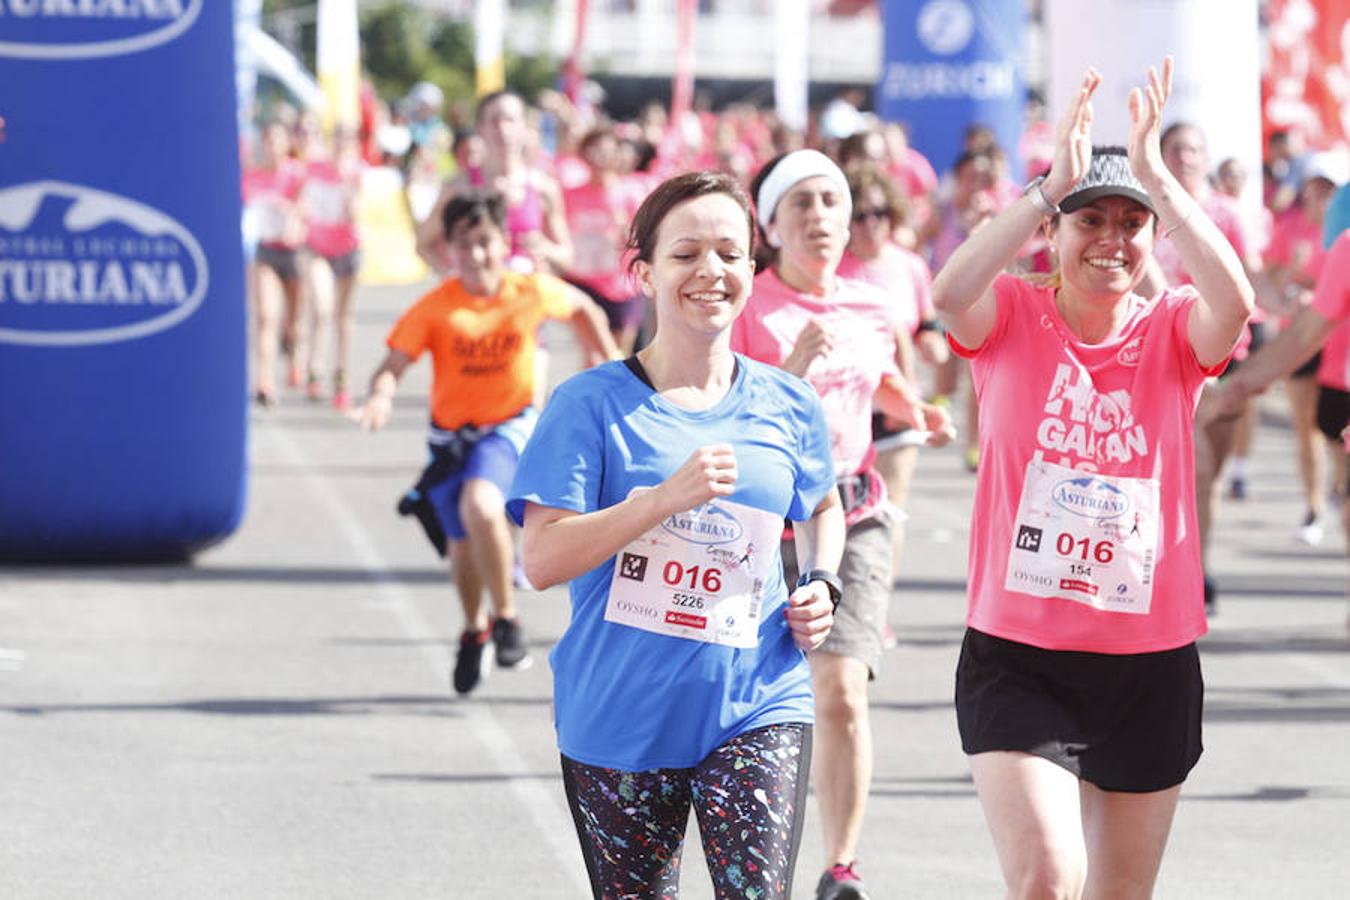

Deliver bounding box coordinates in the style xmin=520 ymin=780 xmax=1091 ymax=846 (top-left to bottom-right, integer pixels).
xmin=956 ymin=627 xmax=1204 ymax=793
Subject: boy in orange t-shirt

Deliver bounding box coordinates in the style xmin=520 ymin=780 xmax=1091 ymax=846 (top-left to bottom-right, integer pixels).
xmin=357 ymin=191 xmax=619 ymax=694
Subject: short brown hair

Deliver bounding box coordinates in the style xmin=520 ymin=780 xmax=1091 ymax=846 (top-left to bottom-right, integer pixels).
xmin=441 ymin=190 xmax=507 ymax=240
xmin=626 ymin=171 xmax=756 ymax=276
xmin=845 ymin=163 xmax=910 ymax=227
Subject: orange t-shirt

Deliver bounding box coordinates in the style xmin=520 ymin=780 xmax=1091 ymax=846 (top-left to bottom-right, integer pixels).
xmin=386 ymin=271 xmax=574 ymax=429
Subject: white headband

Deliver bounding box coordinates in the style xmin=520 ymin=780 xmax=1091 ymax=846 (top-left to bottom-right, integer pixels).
xmin=755 ymin=149 xmax=853 ymax=245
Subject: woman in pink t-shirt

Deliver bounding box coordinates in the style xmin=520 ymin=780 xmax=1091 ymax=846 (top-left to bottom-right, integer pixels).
xmin=241 ymin=119 xmax=308 ymax=407
xmin=562 ymin=126 xmax=646 ymax=353
xmin=1265 ymin=168 xmax=1341 ymax=542
xmin=933 ymin=61 xmax=1253 ymax=897
xmin=300 ymin=126 xmax=364 ymax=409
xmin=732 ymin=149 xmax=952 ymax=899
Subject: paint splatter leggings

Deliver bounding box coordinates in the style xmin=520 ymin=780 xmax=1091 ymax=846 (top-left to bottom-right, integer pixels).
xmin=560 ymin=723 xmax=812 ymax=900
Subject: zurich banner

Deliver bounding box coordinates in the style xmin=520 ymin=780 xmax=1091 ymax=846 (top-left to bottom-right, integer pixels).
xmin=0 ymin=0 xmax=247 ymax=561
xmin=878 ymin=0 xmax=1029 ymax=182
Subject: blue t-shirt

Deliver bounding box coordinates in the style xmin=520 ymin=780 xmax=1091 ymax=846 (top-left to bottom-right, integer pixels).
xmin=507 ymin=356 xmax=836 ymax=770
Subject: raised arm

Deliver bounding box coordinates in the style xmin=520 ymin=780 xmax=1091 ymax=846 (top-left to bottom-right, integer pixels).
xmin=932 ymin=68 xmax=1101 ymax=349
xmin=414 ymin=178 xmax=465 ymax=278
xmin=1126 ymin=58 xmax=1254 ymax=367
xmin=353 ymin=349 xmax=415 ymax=431
xmin=563 ymin=284 xmax=623 ymax=366
xmin=523 ymin=174 xmax=575 ymax=274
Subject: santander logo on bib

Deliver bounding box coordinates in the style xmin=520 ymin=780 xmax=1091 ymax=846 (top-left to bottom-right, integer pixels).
xmin=0 ymin=0 xmax=202 ymax=61
xmin=0 ymin=181 xmax=209 ymax=347
xmin=1051 ymin=476 xmax=1130 ymax=520
xmin=662 ymin=503 xmax=744 ymax=546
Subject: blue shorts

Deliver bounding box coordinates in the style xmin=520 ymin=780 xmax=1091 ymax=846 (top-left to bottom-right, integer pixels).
xmin=425 ymin=433 xmax=520 ymax=541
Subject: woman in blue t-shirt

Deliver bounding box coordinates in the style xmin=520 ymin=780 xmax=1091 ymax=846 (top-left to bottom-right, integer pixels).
xmin=508 ymin=171 xmax=846 ymax=899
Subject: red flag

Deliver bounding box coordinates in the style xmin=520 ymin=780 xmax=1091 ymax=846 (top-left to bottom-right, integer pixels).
xmin=562 ymin=0 xmax=590 ymax=103
xmin=1262 ymin=0 xmax=1350 ymax=149
xmin=669 ymin=0 xmax=697 ymax=145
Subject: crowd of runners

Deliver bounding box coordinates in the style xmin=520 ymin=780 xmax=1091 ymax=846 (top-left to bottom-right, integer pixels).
xmin=236 ymin=58 xmax=1350 ymax=899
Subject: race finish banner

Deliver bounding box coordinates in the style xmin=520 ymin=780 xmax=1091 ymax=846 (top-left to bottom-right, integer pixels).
xmin=0 ymin=1 xmax=248 ymax=561
xmin=878 ymin=0 xmax=1029 ymax=182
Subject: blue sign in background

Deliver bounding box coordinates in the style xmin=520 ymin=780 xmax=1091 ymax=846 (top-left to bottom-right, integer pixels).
xmin=878 ymin=0 xmax=1028 ymax=182
xmin=0 ymin=0 xmax=247 ymax=561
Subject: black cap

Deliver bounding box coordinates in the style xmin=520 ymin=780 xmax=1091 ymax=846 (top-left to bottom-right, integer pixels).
xmin=1059 ymin=147 xmax=1155 ymax=215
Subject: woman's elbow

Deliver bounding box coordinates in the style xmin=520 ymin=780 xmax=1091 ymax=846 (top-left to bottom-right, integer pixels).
xmin=930 ymin=278 xmax=957 ymax=314
xmin=519 ymin=542 xmax=562 ymax=591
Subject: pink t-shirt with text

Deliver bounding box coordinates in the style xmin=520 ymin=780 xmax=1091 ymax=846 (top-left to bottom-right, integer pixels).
xmin=731 ymin=271 xmax=902 ymax=514
xmin=1312 ymin=233 xmax=1350 ymax=391
xmin=950 ymin=274 xmax=1222 ymax=653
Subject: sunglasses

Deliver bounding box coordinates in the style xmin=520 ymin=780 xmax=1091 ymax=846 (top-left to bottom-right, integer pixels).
xmin=852 ymin=207 xmax=891 ymax=223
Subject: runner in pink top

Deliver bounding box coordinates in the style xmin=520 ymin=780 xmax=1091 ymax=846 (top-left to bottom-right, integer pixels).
xmin=1219 ymin=229 xmax=1350 ymax=627
xmin=1152 ymin=120 xmax=1267 ymax=613
xmin=934 ymin=61 xmax=1253 ymax=898
xmin=562 ymin=126 xmax=646 ymax=353
xmin=1263 ymin=168 xmax=1340 ymax=542
xmin=732 ymin=149 xmax=952 ymax=900
xmin=300 ymin=127 xmax=364 ymax=409
xmin=242 ymin=119 xmax=308 ymax=407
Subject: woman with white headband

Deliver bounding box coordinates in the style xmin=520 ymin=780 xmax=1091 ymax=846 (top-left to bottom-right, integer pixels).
xmin=733 ymin=148 xmax=953 ymax=900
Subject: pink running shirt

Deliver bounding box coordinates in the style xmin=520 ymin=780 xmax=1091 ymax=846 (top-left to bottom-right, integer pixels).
xmin=242 ymin=159 xmax=306 ymax=250
xmin=302 ymin=159 xmax=361 ymax=258
xmin=837 ymin=245 xmax=936 ymax=337
xmin=731 ymin=270 xmax=903 ymax=522
xmin=562 ymin=179 xmax=642 ymax=301
xmin=1312 ymin=233 xmax=1350 ymax=391
xmin=950 ymin=274 xmax=1225 ymax=653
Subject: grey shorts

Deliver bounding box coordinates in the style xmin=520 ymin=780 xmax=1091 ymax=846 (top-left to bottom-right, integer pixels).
xmin=782 ymin=514 xmax=893 ymax=678
xmin=315 ymin=249 xmax=362 ymax=279
xmin=255 ymin=244 xmax=301 ymax=282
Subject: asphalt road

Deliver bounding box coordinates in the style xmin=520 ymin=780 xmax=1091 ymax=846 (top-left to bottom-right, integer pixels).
xmin=4 ymin=279 xmax=1349 ymax=898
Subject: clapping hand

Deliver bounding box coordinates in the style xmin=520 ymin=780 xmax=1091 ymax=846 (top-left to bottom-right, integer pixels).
xmin=1126 ymin=57 xmax=1174 ymax=186
xmin=1041 ymin=67 xmax=1101 ymax=204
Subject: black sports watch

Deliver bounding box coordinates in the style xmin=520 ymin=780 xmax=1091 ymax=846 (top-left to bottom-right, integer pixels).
xmin=797 ymin=569 xmax=843 ymax=612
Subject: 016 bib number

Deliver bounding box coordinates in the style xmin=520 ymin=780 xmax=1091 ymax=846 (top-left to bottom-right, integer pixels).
xmin=1004 ymin=459 xmax=1160 ymax=615
xmin=606 ymin=491 xmax=782 ymax=648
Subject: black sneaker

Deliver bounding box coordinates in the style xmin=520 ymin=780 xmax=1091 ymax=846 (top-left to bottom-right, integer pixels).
xmin=492 ymin=617 xmax=533 ymax=670
xmin=452 ymin=630 xmax=491 ymax=695
xmin=816 ymin=862 xmax=870 ymax=900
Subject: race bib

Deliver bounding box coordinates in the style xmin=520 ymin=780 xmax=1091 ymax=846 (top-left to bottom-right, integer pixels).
xmin=606 ymin=492 xmax=782 ymax=648
xmin=302 ymin=180 xmax=348 ymax=224
xmin=1003 ymin=459 xmax=1160 ymax=615
xmin=250 ymin=199 xmax=287 ymax=243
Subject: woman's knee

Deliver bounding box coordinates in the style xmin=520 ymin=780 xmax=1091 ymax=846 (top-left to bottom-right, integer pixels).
xmin=1007 ymin=846 xmax=1086 ymax=900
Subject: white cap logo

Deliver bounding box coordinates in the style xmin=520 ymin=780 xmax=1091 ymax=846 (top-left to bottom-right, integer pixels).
xmin=917 ymin=0 xmax=975 ymax=57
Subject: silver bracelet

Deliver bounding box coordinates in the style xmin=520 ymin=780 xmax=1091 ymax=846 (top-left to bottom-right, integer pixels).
xmin=1024 ymin=176 xmax=1060 ymax=216
xmin=1162 ymin=204 xmax=1195 ymax=238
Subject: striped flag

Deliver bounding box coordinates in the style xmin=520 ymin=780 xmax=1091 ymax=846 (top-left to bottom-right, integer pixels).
xmin=475 ymin=0 xmax=506 ymax=96
xmin=317 ymin=0 xmax=360 ymax=131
